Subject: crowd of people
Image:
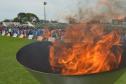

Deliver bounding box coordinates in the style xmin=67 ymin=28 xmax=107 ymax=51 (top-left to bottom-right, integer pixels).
xmin=0 ymin=26 xmax=65 ymax=42
xmin=1 ymin=25 xmax=126 ymax=43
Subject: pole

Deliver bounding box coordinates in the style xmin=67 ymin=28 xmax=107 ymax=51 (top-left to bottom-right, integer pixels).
xmin=44 ymin=1 xmax=47 ymax=24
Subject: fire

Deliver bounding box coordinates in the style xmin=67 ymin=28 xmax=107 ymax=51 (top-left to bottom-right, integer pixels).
xmin=115 ymin=16 xmax=125 ymax=20
xmin=50 ymin=23 xmax=122 ymax=75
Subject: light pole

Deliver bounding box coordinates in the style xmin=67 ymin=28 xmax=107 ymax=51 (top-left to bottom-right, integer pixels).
xmin=43 ymin=1 xmax=47 ymax=24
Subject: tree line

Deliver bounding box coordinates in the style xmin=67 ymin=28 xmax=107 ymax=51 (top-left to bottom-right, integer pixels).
xmin=3 ymin=12 xmax=39 ymax=23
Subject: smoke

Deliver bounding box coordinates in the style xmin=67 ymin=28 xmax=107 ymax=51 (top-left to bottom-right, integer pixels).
xmin=66 ymin=0 xmax=126 ymax=23
xmin=98 ymin=0 xmax=126 ymax=18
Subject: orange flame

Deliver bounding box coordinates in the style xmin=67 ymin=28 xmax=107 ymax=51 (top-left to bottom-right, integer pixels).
xmin=115 ymin=16 xmax=125 ymax=20
xmin=50 ymin=23 xmax=122 ymax=75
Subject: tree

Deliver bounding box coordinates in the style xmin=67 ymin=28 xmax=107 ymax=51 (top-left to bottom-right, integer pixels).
xmin=26 ymin=13 xmax=39 ymax=22
xmin=17 ymin=12 xmax=26 ymax=23
xmin=13 ymin=17 xmax=20 ymax=22
xmin=3 ymin=19 xmax=11 ymax=22
xmin=14 ymin=12 xmax=39 ymax=23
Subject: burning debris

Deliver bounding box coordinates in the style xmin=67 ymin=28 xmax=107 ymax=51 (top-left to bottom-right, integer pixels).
xmin=49 ymin=0 xmax=125 ymax=75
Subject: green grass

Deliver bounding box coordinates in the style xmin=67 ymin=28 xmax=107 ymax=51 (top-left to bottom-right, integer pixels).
xmin=0 ymin=36 xmax=126 ymax=84
xmin=0 ymin=36 xmax=39 ymax=84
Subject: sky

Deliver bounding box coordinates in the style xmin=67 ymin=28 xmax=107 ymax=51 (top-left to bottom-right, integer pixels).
xmin=0 ymin=0 xmax=79 ymax=22
xmin=1 ymin=0 xmax=126 ymax=22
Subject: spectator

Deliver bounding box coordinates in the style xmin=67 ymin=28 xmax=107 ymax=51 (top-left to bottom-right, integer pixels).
xmin=0 ymin=25 xmax=65 ymax=41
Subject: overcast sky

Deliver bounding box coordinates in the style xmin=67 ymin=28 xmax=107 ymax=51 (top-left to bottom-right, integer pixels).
xmin=2 ymin=0 xmax=126 ymax=22
xmin=0 ymin=0 xmax=80 ymax=22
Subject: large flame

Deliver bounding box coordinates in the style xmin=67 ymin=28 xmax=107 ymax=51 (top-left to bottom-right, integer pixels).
xmin=50 ymin=23 xmax=122 ymax=75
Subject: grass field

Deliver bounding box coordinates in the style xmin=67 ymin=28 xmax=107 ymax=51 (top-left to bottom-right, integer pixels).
xmin=0 ymin=36 xmax=126 ymax=84
xmin=0 ymin=36 xmax=39 ymax=84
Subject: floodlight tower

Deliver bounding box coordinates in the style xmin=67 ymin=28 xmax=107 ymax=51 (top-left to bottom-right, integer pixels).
xmin=43 ymin=1 xmax=47 ymax=24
